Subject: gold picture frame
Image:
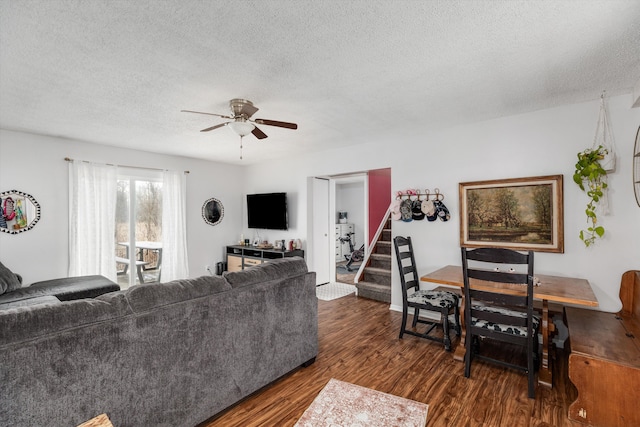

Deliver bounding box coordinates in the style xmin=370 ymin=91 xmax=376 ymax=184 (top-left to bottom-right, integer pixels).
xmin=459 ymin=175 xmax=564 ymax=253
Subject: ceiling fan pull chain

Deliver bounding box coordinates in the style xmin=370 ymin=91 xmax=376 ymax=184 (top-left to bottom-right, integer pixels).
xmin=239 ymin=135 xmax=244 ymax=160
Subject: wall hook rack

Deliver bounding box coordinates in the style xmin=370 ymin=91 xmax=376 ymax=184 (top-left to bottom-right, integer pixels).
xmin=395 ymin=188 xmax=445 ymax=201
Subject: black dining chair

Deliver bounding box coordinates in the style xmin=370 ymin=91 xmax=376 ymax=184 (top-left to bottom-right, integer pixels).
xmin=461 ymin=247 xmax=539 ymax=398
xmin=394 ymin=236 xmax=460 ymax=351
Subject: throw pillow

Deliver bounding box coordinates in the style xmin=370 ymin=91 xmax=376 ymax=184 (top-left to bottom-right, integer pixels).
xmin=0 ymin=261 xmax=22 ymax=294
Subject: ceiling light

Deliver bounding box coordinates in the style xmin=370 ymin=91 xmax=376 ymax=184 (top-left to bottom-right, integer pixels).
xmin=227 ymin=120 xmax=255 ymax=137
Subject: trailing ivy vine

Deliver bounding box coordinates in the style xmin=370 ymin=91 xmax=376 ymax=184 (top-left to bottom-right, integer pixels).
xmin=573 ymin=145 xmax=608 ymax=246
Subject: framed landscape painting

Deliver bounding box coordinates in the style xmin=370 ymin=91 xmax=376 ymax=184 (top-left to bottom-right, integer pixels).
xmin=459 ymin=175 xmax=564 ymax=253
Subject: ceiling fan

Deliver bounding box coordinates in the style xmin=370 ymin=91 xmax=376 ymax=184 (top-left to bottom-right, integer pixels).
xmin=181 ymin=98 xmax=298 ymax=140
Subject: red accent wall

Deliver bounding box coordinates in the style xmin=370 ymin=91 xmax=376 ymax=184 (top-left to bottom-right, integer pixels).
xmin=368 ymin=168 xmax=391 ymax=244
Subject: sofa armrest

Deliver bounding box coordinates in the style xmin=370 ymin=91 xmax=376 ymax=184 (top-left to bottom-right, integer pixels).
xmin=0 ymin=261 xmax=23 ymax=294
xmin=29 ymin=275 xmax=120 ymax=301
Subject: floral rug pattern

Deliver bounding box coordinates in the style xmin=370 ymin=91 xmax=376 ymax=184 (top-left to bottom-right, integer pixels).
xmin=295 ymin=378 xmax=428 ymax=427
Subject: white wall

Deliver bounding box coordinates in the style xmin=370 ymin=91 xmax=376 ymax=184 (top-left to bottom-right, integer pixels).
xmin=244 ymin=94 xmax=640 ymax=313
xmin=0 ymin=129 xmax=244 ymax=284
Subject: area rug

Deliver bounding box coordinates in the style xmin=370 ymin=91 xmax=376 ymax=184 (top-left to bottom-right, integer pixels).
xmin=294 ymin=378 xmax=428 ymax=427
xmin=316 ymin=283 xmax=356 ymax=301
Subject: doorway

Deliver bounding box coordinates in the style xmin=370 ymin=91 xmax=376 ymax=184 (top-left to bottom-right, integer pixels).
xmin=334 ymin=176 xmax=366 ymax=284
xmin=308 ymin=168 xmax=391 ymax=288
xmin=115 ymin=172 xmax=163 ymax=288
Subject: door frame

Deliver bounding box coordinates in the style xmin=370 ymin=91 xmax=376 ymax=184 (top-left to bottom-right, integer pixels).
xmin=308 ymin=177 xmax=331 ymax=285
xmin=309 ymin=172 xmax=368 ymax=285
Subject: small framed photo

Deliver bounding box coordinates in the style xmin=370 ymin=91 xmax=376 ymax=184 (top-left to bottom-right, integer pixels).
xmin=459 ymin=175 xmax=564 ymax=253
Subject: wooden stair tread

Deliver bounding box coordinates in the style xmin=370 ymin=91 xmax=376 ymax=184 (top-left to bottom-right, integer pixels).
xmin=363 ymin=266 xmax=390 ymax=274
xmin=356 ymin=281 xmax=392 ymax=303
xmin=370 ymin=253 xmax=391 ymax=259
xmin=356 ymin=281 xmax=391 ymax=290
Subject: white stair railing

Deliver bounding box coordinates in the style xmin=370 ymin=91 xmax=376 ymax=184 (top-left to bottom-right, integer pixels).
xmin=354 ymin=206 xmax=392 ymax=283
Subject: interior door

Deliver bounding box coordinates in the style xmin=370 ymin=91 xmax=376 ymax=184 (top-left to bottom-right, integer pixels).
xmin=312 ymin=177 xmax=331 ymax=285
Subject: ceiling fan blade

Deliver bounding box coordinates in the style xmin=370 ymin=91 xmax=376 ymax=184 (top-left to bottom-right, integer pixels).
xmin=181 ymin=109 xmax=232 ymax=119
xmin=240 ymin=103 xmax=259 ymax=118
xmin=252 ymin=126 xmax=268 ymax=139
xmin=254 ymin=118 xmax=298 ymax=130
xmin=200 ymin=123 xmax=227 ymax=132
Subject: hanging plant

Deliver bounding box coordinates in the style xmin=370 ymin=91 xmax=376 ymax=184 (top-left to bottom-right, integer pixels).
xmin=573 ymin=145 xmax=608 ymax=246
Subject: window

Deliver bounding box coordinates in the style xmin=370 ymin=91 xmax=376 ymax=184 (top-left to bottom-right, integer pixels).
xmin=69 ymin=160 xmax=188 ymax=285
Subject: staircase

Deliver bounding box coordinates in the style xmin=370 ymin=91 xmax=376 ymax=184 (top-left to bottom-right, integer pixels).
xmin=356 ymin=217 xmax=392 ymax=303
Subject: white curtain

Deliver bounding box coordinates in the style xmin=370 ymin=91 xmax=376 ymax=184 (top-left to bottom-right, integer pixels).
xmin=161 ymin=170 xmax=189 ymax=281
xmin=69 ymin=161 xmax=118 ymax=281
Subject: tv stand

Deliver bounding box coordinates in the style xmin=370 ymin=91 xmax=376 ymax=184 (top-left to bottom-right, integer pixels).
xmin=226 ymin=245 xmax=304 ymax=272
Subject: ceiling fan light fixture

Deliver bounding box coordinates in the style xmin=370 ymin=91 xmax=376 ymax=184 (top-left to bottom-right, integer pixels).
xmin=227 ymin=120 xmax=255 ymax=137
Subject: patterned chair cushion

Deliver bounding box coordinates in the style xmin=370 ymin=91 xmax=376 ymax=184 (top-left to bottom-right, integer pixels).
xmin=407 ymin=290 xmax=457 ymax=308
xmin=470 ymin=304 xmax=540 ymax=337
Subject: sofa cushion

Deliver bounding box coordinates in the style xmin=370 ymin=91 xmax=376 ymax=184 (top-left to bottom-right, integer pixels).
xmin=0 ymin=261 xmax=22 ymax=294
xmin=0 ymin=275 xmax=119 ymax=305
xmin=28 ymin=275 xmax=120 ymax=301
xmin=122 ymin=274 xmax=231 ymax=313
xmin=222 ymin=257 xmax=308 ymax=289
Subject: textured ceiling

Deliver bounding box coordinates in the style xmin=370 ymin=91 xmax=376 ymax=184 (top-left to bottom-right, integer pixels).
xmin=1 ymin=0 xmax=639 ymax=165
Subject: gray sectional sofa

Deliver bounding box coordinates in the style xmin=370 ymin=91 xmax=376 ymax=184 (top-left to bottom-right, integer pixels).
xmin=0 ymin=257 xmax=318 ymax=427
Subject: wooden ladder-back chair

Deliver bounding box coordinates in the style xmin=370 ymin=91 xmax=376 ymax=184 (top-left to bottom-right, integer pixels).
xmin=461 ymin=247 xmax=539 ymax=398
xmin=394 ymin=236 xmax=460 ymax=351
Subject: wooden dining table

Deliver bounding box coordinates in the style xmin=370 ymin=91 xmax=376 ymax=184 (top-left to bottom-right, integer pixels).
xmin=420 ymin=265 xmax=599 ymax=387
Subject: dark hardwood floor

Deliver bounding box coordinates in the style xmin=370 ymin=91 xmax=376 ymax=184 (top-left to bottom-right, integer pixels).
xmin=202 ymin=294 xmax=581 ymax=427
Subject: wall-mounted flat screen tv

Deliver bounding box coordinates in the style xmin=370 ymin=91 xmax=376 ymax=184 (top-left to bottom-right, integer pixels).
xmin=247 ymin=192 xmax=288 ymax=230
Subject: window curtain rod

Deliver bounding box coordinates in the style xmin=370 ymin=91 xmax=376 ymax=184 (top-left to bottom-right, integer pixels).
xmin=64 ymin=157 xmax=189 ymax=174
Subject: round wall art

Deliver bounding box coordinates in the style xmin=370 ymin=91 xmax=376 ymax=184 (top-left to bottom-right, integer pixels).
xmin=202 ymin=198 xmax=224 ymax=226
xmin=0 ymin=190 xmax=41 ymax=234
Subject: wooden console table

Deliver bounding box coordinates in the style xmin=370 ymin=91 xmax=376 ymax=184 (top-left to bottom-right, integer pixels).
xmin=565 ymin=270 xmax=640 ymax=427
xmin=420 ymin=265 xmax=598 ymax=388
xmin=226 ymin=245 xmax=304 ymax=272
